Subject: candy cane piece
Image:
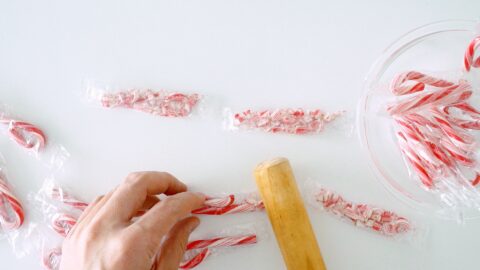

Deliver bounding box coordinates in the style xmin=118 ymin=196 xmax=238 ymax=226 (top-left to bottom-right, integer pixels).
xmin=51 ymin=213 xmax=77 ymax=237
xmin=179 ymin=248 xmax=210 ymax=269
xmin=314 ymin=187 xmax=411 ymax=236
xmin=0 ymin=118 xmax=46 ymax=151
xmin=464 ymin=36 xmax=480 ymax=72
xmin=49 ymin=186 xmax=89 ymax=211
xmin=391 ymin=71 xmax=454 ymax=95
xmin=42 ymin=247 xmax=62 ymax=270
xmin=192 ymin=202 xmax=264 ymax=215
xmin=186 ymin=235 xmax=257 ymax=250
xmin=0 ymin=175 xmax=24 ymax=230
xmin=101 ymin=89 xmax=200 ymax=117
xmin=233 ymin=108 xmax=344 ymax=135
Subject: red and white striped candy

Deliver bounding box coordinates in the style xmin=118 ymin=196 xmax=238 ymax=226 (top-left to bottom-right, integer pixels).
xmin=0 ymin=174 xmax=24 ymax=230
xmin=233 ymin=108 xmax=343 ymax=135
xmin=204 ymin=195 xmax=235 ymax=208
xmin=51 ymin=213 xmax=77 ymax=237
xmin=0 ymin=118 xmax=46 ymax=151
xmin=391 ymin=71 xmax=455 ymax=96
xmin=186 ymin=235 xmax=257 ymax=250
xmin=42 ymin=247 xmax=62 ymax=270
xmin=387 ymin=81 xmax=472 ymax=116
xmin=179 ymin=248 xmax=210 ymax=269
xmin=464 ymin=36 xmax=480 ymax=72
xmin=192 ymin=201 xmax=264 ymax=215
xmin=315 ymin=186 xmax=411 ymax=236
xmin=49 ymin=186 xmax=88 ymax=211
xmin=180 ymin=235 xmax=257 ymax=269
xmin=101 ymin=89 xmax=200 ymax=117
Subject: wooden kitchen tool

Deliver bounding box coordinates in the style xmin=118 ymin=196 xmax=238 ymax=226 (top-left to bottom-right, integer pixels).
xmin=254 ymin=157 xmax=327 ymax=270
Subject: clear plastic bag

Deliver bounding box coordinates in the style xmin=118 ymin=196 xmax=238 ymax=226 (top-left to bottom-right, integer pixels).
xmin=84 ymin=80 xmax=204 ymax=118
xmin=304 ymin=179 xmax=421 ymax=240
xmin=224 ymin=107 xmax=346 ymax=135
xmin=180 ymin=222 xmax=266 ymax=269
xmin=0 ymin=104 xmax=47 ymax=154
xmin=0 ymin=153 xmax=25 ymax=232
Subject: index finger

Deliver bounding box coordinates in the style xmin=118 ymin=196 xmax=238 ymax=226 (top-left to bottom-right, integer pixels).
xmin=99 ymin=171 xmax=187 ymax=222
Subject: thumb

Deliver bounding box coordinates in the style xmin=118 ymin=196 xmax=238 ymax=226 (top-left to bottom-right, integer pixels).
xmin=155 ymin=216 xmax=200 ymax=270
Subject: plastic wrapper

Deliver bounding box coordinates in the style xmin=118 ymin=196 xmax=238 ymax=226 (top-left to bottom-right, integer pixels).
xmin=304 ymin=179 xmax=425 ymax=241
xmin=193 ymin=192 xmax=264 ymax=215
xmin=84 ymin=80 xmax=204 ymax=118
xmin=0 ymin=153 xmax=25 ymax=233
xmin=223 ymin=107 xmax=349 ymax=135
xmin=180 ymin=222 xmax=266 ymax=269
xmin=0 ymin=104 xmax=47 ymax=154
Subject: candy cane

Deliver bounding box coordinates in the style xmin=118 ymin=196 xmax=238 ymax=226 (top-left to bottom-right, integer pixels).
xmin=396 ymin=132 xmax=434 ymax=187
xmin=179 ymin=248 xmax=210 ymax=269
xmin=186 ymin=235 xmax=257 ymax=250
xmin=464 ymin=36 xmax=480 ymax=72
xmin=387 ymin=81 xmax=472 ymax=115
xmin=0 ymin=118 xmax=46 ymax=151
xmin=51 ymin=213 xmax=77 ymax=237
xmin=233 ymin=108 xmax=344 ymax=135
xmin=42 ymin=247 xmax=62 ymax=270
xmin=391 ymin=71 xmax=455 ymax=95
xmin=0 ymin=174 xmax=24 ymax=230
xmin=48 ymin=186 xmax=88 ymax=211
xmin=100 ymin=89 xmax=200 ymax=117
xmin=314 ymin=186 xmax=411 ymax=236
xmin=192 ymin=202 xmax=264 ymax=215
xmin=180 ymin=235 xmax=257 ymax=269
xmin=204 ymin=195 xmax=235 ymax=208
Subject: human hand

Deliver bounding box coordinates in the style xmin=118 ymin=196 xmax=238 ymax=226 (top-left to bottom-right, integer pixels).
xmin=60 ymin=172 xmax=205 ymax=270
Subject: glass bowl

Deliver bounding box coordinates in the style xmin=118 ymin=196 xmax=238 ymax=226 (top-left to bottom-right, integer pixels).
xmin=358 ymin=20 xmax=480 ymax=219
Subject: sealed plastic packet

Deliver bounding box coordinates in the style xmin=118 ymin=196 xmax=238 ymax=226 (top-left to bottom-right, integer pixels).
xmin=304 ymin=179 xmax=422 ymax=240
xmin=84 ymin=80 xmax=204 ymax=118
xmin=0 ymin=104 xmax=47 ymax=153
xmin=193 ymin=192 xmax=265 ymax=216
xmin=223 ymin=107 xmax=347 ymax=135
xmin=0 ymin=153 xmax=25 ymax=233
xmin=180 ymin=222 xmax=266 ymax=269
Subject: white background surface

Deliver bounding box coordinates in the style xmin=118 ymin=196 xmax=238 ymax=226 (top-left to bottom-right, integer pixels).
xmin=1 ymin=1 xmax=480 ymax=269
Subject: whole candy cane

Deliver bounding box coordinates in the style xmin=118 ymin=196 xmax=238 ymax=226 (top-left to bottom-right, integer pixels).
xmin=391 ymin=71 xmax=455 ymax=95
xmin=0 ymin=174 xmax=24 ymax=230
xmin=180 ymin=235 xmax=257 ymax=269
xmin=233 ymin=108 xmax=344 ymax=135
xmin=192 ymin=197 xmax=264 ymax=215
xmin=186 ymin=235 xmax=257 ymax=250
xmin=48 ymin=186 xmax=88 ymax=211
xmin=387 ymin=81 xmax=472 ymax=116
xmin=204 ymin=195 xmax=235 ymax=208
xmin=100 ymin=89 xmax=200 ymax=117
xmin=464 ymin=36 xmax=480 ymax=72
xmin=0 ymin=118 xmax=46 ymax=151
xmin=314 ymin=186 xmax=411 ymax=236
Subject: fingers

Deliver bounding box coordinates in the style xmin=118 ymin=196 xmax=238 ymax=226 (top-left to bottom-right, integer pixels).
xmin=135 ymin=195 xmax=161 ymax=217
xmin=133 ymin=192 xmax=205 ymax=245
xmin=102 ymin=172 xmax=187 ymax=222
xmin=155 ymin=217 xmax=200 ymax=270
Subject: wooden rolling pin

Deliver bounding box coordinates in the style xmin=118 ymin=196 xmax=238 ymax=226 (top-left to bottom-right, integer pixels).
xmin=254 ymin=157 xmax=327 ymax=270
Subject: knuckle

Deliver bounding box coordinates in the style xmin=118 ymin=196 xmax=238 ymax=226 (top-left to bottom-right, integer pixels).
xmin=125 ymin=172 xmax=144 ymax=184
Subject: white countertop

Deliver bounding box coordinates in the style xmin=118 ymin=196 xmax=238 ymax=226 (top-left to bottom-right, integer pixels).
xmin=1 ymin=1 xmax=480 ymax=269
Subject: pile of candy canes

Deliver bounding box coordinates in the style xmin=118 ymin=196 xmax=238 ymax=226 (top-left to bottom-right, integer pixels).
xmin=387 ymin=42 xmax=480 ymax=192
